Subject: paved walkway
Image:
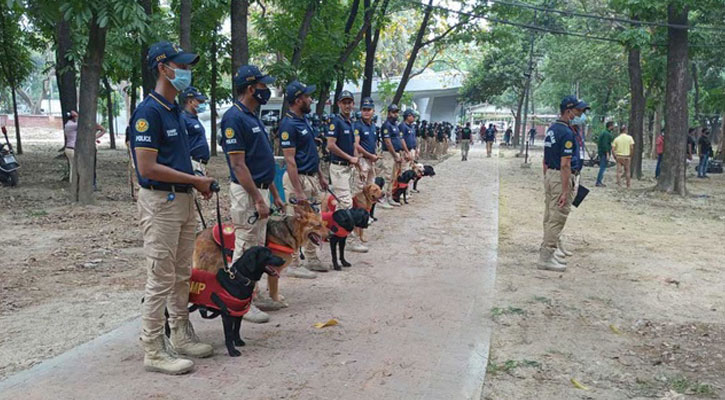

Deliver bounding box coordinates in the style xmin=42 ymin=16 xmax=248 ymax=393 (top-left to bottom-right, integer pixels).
xmin=0 ymin=146 xmax=499 ymax=400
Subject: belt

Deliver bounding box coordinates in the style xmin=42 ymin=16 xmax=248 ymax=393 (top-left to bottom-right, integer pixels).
xmin=298 ymin=170 xmax=317 ymax=176
xmin=546 ymin=166 xmax=560 ymax=171
xmin=142 ymin=183 xmax=193 ymax=193
xmin=330 ymin=160 xmax=349 ymax=166
xmin=255 ymin=181 xmax=272 ymax=189
xmin=192 ymin=158 xmax=208 ymax=165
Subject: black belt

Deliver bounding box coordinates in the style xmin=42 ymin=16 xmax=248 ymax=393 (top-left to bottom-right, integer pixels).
xmin=298 ymin=170 xmax=317 ymax=176
xmin=546 ymin=166 xmax=560 ymax=171
xmin=142 ymin=183 xmax=193 ymax=193
xmin=255 ymin=181 xmax=272 ymax=189
xmin=192 ymin=158 xmax=208 ymax=165
xmin=330 ymin=160 xmax=349 ymax=166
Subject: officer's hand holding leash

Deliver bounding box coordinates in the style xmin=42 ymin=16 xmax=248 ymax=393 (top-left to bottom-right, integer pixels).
xmin=254 ymin=196 xmax=271 ymax=220
xmin=194 ymin=176 xmax=216 ymax=200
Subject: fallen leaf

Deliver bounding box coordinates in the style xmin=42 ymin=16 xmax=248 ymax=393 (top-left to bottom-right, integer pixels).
xmin=570 ymin=378 xmax=589 ymax=390
xmin=610 ymin=324 xmax=622 ymax=335
xmin=314 ymin=319 xmax=339 ymax=329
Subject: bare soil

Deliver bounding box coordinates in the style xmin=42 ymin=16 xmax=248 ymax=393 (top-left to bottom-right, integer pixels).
xmin=483 ymin=145 xmax=725 ymax=399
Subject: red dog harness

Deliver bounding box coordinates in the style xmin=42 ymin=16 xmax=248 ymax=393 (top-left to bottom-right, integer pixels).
xmin=188 ymin=269 xmax=252 ymax=317
xmin=322 ymin=211 xmax=349 ymax=238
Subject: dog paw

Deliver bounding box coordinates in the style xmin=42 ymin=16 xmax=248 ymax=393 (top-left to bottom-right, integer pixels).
xmin=234 ymin=338 xmax=246 ymax=347
xmin=228 ymin=348 xmax=242 ymax=357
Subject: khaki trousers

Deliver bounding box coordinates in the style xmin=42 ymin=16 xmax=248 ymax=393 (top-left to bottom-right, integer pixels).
xmin=230 ymin=182 xmax=269 ymax=263
xmin=138 ymin=188 xmax=196 ymax=339
xmin=381 ymin=152 xmax=395 ymax=196
xmin=460 ymin=139 xmax=470 ymax=159
xmin=65 ymin=148 xmax=74 ymax=182
xmin=352 ymin=157 xmax=376 ymax=196
xmin=542 ymin=169 xmax=573 ymax=249
xmin=283 ymin=171 xmax=323 ymax=263
xmin=329 ymin=163 xmax=353 ymax=209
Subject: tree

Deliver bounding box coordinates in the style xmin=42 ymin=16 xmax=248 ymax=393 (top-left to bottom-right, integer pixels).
xmin=628 ymin=44 xmax=645 ymax=179
xmin=179 ymin=0 xmax=191 ymax=50
xmin=231 ymin=0 xmax=249 ymax=72
xmin=0 ymin=1 xmax=33 ymax=154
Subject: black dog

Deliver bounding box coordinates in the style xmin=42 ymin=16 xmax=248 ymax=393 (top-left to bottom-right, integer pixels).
xmin=412 ymin=165 xmax=435 ymax=193
xmin=323 ymin=208 xmax=369 ymax=271
xmin=392 ymin=169 xmax=419 ymax=204
xmin=186 ymin=246 xmax=284 ymax=357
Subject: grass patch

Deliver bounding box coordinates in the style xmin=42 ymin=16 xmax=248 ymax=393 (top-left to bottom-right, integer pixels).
xmin=669 ymin=376 xmax=716 ymax=397
xmin=531 ymin=296 xmax=552 ymax=306
xmin=487 ymin=359 xmax=541 ymax=376
xmin=491 ymin=306 xmax=525 ymax=317
xmin=26 ymin=209 xmax=48 ymax=218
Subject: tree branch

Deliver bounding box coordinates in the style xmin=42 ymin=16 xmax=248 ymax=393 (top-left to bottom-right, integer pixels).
xmin=335 ymin=0 xmax=380 ymax=67
xmin=408 ymin=47 xmax=442 ymax=80
xmin=420 ymin=20 xmax=466 ymax=48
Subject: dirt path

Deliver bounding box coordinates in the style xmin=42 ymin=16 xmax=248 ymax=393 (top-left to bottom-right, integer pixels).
xmin=0 ymin=140 xmax=498 ymax=399
xmin=483 ymin=145 xmax=725 ymax=399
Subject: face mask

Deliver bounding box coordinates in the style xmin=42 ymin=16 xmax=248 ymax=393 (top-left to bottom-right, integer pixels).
xmin=571 ymin=113 xmax=587 ymax=125
xmin=164 ymin=65 xmax=192 ymax=92
xmin=197 ymin=103 xmax=208 ymax=114
xmin=253 ymin=87 xmax=271 ymax=105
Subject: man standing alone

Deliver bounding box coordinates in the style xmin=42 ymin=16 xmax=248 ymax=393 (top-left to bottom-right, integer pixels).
xmin=612 ymin=126 xmax=635 ymax=189
xmin=697 ymin=129 xmax=712 ymax=178
xmin=595 ymin=121 xmax=614 ymax=187
xmin=460 ymin=122 xmax=472 ymax=161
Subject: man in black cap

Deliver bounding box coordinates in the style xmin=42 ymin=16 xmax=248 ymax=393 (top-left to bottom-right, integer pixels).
xmin=538 ymin=95 xmax=578 ymax=272
xmin=279 ymin=81 xmax=328 ymax=276
xmin=400 ymin=109 xmax=417 ymax=162
xmin=220 ymin=64 xmax=285 ymax=319
xmin=129 ymin=41 xmax=215 ymax=374
xmin=460 ymin=122 xmax=472 ymax=161
xmin=326 ymin=90 xmax=358 ymax=210
xmin=381 ymin=104 xmax=404 ymax=206
xmin=180 ymin=86 xmax=210 ymax=176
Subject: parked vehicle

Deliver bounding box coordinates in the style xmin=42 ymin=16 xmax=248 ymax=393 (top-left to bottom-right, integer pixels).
xmin=0 ymin=126 xmax=20 ymax=187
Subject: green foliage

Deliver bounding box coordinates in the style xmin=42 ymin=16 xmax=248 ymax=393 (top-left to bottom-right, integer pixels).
xmin=0 ymin=1 xmax=33 ymax=90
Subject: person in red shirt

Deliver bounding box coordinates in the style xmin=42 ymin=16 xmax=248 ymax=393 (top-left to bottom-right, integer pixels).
xmin=655 ymin=129 xmax=664 ymax=178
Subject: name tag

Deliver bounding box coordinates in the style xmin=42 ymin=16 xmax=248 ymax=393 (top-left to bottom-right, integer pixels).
xmin=252 ymin=126 xmax=261 ymax=133
xmin=301 ymin=129 xmax=308 ymax=135
xmin=344 ymin=130 xmax=350 ymax=134
xmin=166 ymin=129 xmax=178 ymax=137
xmin=194 ymin=124 xmax=201 ymax=129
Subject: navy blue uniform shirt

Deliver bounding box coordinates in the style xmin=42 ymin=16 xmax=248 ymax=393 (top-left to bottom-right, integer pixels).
xmin=326 ymin=114 xmax=355 ymax=162
xmin=130 ymin=91 xmax=193 ymax=188
xmin=544 ymin=120 xmax=575 ymax=170
xmin=354 ymin=119 xmax=377 ymax=155
xmin=181 ymin=111 xmax=210 ymax=162
xmin=382 ymin=119 xmax=402 ymax=151
xmin=278 ymin=111 xmax=319 ymax=173
xmin=570 ymin=126 xmax=584 ymax=172
xmin=400 ymin=122 xmax=417 ymax=149
xmin=220 ymin=100 xmax=275 ymax=185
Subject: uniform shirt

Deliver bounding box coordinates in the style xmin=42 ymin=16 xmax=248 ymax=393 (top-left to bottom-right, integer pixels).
xmin=698 ymin=135 xmax=712 ymax=156
xmin=326 ymin=114 xmax=355 ymax=162
xmin=598 ymin=129 xmax=614 ymax=155
xmin=612 ymin=134 xmax=635 ymax=157
xmin=220 ymin=100 xmax=275 ymax=185
xmin=354 ymin=119 xmax=377 ymax=155
xmin=485 ymin=127 xmax=496 ymax=141
xmin=278 ymin=111 xmax=319 ymax=173
xmin=436 ymin=126 xmax=445 ymax=142
xmin=382 ymin=118 xmax=403 ymax=151
xmin=181 ymin=111 xmax=210 ymax=162
xmin=543 ymin=120 xmax=575 ymax=170
xmin=461 ymin=127 xmax=472 ymax=140
xmin=426 ymin=125 xmax=435 ymax=138
xmin=571 ymin=126 xmax=583 ymax=172
xmin=130 ymin=91 xmax=193 ymax=188
xmin=400 ymin=122 xmax=417 ymax=149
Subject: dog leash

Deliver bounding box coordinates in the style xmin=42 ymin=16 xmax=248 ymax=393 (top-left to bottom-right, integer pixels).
xmin=210 ymin=181 xmax=240 ymax=281
xmin=194 ymin=197 xmax=207 ymax=229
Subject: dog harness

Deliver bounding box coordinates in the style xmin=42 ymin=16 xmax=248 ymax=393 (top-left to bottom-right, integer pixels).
xmin=188 ymin=269 xmax=252 ymax=318
xmin=322 ymin=211 xmax=349 ymax=238
xmin=212 ymin=223 xmax=295 ymax=257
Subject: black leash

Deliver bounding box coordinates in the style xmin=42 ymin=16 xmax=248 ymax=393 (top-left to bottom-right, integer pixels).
xmin=194 ymin=197 xmax=207 ymax=229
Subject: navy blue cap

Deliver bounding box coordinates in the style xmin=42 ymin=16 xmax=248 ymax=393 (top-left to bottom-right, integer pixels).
xmin=233 ymin=65 xmax=275 ymax=88
xmin=337 ymin=90 xmax=354 ymax=102
xmin=179 ymin=86 xmax=207 ymax=102
xmin=387 ymin=104 xmax=399 ymax=112
xmin=147 ymin=41 xmax=199 ymax=69
xmin=361 ymin=97 xmax=374 ymax=109
xmin=575 ymin=99 xmax=590 ymax=110
xmin=403 ymin=109 xmax=416 ymax=118
xmin=286 ymin=80 xmax=316 ymax=103
xmin=560 ymin=95 xmax=580 ymax=112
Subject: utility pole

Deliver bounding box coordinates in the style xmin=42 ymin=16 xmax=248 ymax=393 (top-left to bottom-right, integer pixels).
xmin=519 ymin=10 xmax=537 ymax=159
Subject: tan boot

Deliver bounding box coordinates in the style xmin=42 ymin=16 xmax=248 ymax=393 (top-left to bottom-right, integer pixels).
xmin=557 ymin=239 xmax=573 ymax=257
xmin=537 ymin=247 xmax=566 ymax=272
xmin=169 ymin=319 xmax=214 ymax=358
xmin=142 ymin=335 xmax=194 ymax=375
xmin=553 ymin=248 xmax=568 ymax=264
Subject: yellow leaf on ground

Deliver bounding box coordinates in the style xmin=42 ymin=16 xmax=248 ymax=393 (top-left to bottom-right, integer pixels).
xmin=314 ymin=319 xmax=339 ymax=329
xmin=571 ymin=378 xmax=589 ymax=390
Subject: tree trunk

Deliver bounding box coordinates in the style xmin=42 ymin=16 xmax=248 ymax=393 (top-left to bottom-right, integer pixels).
xmin=392 ymin=0 xmax=433 ymax=105
xmin=210 ymin=28 xmax=218 ymax=156
xmin=231 ymin=0 xmax=249 ymax=72
xmin=628 ymin=46 xmax=645 ymax=179
xmin=512 ymin=89 xmax=525 ymax=147
xmin=656 ymin=5 xmax=689 ymax=195
xmin=103 ymin=77 xmax=116 ymax=149
xmin=72 ymin=17 xmax=108 ymax=204
xmin=140 ymin=0 xmax=155 ymax=96
xmin=332 ymin=0 xmax=361 ymax=114
xmin=180 ymin=0 xmax=192 ymax=51
xmin=651 ymin=104 xmax=662 ymax=159
xmin=55 ymin=14 xmax=77 ymax=142
xmin=281 ymin=0 xmax=319 ymax=115
xmin=130 ymin=79 xmax=138 ymax=114
xmin=718 ymin=112 xmax=725 ymax=161
xmin=11 ymin=87 xmax=21 ymax=154
xmin=315 ymin=81 xmax=330 ymax=115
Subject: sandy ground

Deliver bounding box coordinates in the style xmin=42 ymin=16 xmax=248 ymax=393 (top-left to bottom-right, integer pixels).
xmin=483 ymin=144 xmax=725 ymax=399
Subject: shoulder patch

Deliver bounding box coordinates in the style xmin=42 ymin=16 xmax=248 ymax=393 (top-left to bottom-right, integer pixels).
xmin=135 ymin=118 xmax=149 ymax=133
xmin=329 ymin=123 xmax=335 ymax=131
xmin=225 ymin=127 xmax=235 ymax=139
xmin=383 ymin=129 xmax=388 ymax=134
xmin=565 ymin=141 xmax=573 ymax=149
xmin=281 ymin=131 xmax=289 ymax=140
xmin=354 ymin=129 xmax=359 ymax=136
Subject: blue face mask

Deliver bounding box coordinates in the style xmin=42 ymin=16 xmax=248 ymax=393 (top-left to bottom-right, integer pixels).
xmin=571 ymin=113 xmax=587 ymax=125
xmin=197 ymin=103 xmax=208 ymax=114
xmin=165 ymin=65 xmax=192 ymax=92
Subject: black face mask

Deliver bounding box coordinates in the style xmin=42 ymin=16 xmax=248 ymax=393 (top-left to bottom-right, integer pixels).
xmin=253 ymin=88 xmax=272 ymax=105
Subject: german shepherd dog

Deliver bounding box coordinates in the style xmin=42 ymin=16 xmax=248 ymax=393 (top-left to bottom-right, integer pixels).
xmin=186 ymin=246 xmax=284 ymax=357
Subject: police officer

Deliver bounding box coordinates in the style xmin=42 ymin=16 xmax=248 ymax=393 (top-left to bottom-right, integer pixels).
xmin=460 ymin=122 xmax=472 ymax=161
xmin=279 ymin=81 xmax=328 ymax=276
xmin=179 ymin=86 xmax=210 ymax=176
xmin=130 ymin=41 xmax=215 ymax=374
xmin=381 ymin=104 xmax=404 ymax=206
xmin=400 ymin=109 xmax=417 ymax=162
xmin=348 ymin=96 xmax=380 ymax=252
xmin=326 ymin=90 xmax=358 ymax=210
xmin=539 ymin=95 xmax=580 ymax=272
xmin=220 ymin=64 xmax=285 ymax=320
